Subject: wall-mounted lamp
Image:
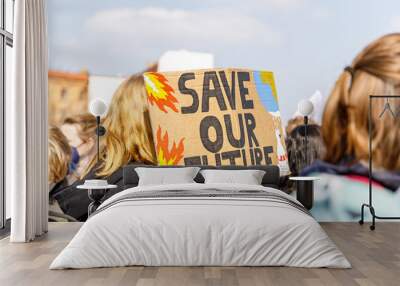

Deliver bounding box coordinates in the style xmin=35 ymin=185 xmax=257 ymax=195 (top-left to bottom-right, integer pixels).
xmin=89 ymin=99 xmax=107 ymax=162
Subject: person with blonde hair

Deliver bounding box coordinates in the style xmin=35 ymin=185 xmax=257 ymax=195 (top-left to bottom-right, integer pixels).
xmin=48 ymin=126 xmax=71 ymax=187
xmin=48 ymin=127 xmax=77 ymax=222
xmin=61 ymin=113 xmax=97 ymax=182
xmin=84 ymin=74 xmax=156 ymax=178
xmin=302 ymin=33 xmax=400 ymax=221
xmin=53 ymin=74 xmax=156 ymax=221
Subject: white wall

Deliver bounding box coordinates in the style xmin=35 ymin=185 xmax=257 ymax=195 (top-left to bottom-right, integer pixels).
xmin=88 ymin=75 xmax=125 ymax=107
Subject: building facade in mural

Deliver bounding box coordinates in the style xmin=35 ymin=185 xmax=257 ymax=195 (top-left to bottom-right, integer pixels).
xmin=48 ymin=70 xmax=89 ymax=126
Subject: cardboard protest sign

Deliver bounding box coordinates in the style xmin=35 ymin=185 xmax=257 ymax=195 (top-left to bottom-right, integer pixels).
xmin=144 ymin=68 xmax=290 ymax=175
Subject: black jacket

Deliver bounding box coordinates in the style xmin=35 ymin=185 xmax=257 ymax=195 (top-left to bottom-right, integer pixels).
xmin=51 ymin=166 xmax=126 ymax=221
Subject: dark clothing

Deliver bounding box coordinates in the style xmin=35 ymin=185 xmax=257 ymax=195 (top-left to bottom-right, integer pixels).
xmin=49 ymin=178 xmax=69 ymax=197
xmin=51 ymin=166 xmax=125 ymax=221
xmin=301 ymin=159 xmax=400 ymax=191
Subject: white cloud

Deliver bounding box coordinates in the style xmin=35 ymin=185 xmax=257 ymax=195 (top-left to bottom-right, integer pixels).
xmin=256 ymin=0 xmax=308 ymax=10
xmin=199 ymin=0 xmax=308 ymax=12
xmin=78 ymin=7 xmax=281 ymax=72
xmin=391 ymin=16 xmax=400 ymax=31
xmin=85 ymin=7 xmax=281 ymax=45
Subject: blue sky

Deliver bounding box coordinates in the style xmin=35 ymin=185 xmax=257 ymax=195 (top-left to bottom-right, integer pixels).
xmin=47 ymin=0 xmax=400 ymax=122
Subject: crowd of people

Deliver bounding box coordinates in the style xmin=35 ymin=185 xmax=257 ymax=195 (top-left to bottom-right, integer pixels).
xmin=48 ymin=33 xmax=400 ymax=222
xmin=48 ymin=74 xmax=156 ymax=221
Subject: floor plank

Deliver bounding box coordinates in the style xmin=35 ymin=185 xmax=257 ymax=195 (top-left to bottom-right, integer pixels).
xmin=0 ymin=222 xmax=399 ymax=286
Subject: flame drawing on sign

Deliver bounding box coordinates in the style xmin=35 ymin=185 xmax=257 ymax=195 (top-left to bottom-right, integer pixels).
xmin=143 ymin=72 xmax=179 ymax=113
xmin=156 ymin=126 xmax=184 ymax=165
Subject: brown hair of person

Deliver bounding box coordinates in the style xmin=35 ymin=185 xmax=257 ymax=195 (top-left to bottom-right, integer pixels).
xmin=286 ymin=124 xmax=325 ymax=175
xmin=285 ymin=124 xmax=325 ymax=193
xmin=286 ymin=116 xmax=317 ymax=135
xmin=83 ymin=74 xmax=156 ymax=178
xmin=63 ymin=113 xmax=97 ymax=142
xmin=48 ymin=126 xmax=71 ymax=183
xmin=322 ymin=33 xmax=400 ymax=170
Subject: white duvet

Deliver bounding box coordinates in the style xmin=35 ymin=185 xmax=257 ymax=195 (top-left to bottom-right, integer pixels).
xmin=50 ymin=183 xmax=350 ymax=269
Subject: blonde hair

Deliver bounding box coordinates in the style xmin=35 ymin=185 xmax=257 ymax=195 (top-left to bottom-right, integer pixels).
xmin=48 ymin=126 xmax=71 ymax=183
xmin=84 ymin=74 xmax=156 ymax=177
xmin=322 ymin=33 xmax=400 ymax=170
xmin=63 ymin=113 xmax=97 ymax=142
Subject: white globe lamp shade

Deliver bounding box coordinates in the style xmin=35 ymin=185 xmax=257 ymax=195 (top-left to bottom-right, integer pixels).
xmin=89 ymin=99 xmax=107 ymax=117
xmin=298 ymin=99 xmax=314 ymax=117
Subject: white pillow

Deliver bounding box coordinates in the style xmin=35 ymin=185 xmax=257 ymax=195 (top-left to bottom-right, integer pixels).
xmin=136 ymin=167 xmax=200 ymax=186
xmin=200 ymin=169 xmax=266 ymax=185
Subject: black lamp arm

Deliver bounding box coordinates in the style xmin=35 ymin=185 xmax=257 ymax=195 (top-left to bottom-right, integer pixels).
xmin=304 ymin=116 xmax=308 ymax=167
xmin=95 ymin=116 xmax=106 ymax=162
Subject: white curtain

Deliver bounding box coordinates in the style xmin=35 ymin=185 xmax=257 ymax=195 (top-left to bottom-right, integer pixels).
xmin=8 ymin=0 xmax=48 ymax=242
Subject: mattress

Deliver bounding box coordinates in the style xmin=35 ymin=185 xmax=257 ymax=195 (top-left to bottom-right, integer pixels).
xmin=50 ymin=183 xmax=350 ymax=269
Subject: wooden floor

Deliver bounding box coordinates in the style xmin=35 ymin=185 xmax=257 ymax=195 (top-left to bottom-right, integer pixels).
xmin=0 ymin=222 xmax=399 ymax=286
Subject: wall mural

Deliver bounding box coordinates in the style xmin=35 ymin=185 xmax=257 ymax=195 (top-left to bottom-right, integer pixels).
xmin=144 ymin=68 xmax=290 ymax=175
xmin=46 ymin=1 xmax=400 ymax=224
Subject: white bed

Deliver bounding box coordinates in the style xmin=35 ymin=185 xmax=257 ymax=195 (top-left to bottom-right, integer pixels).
xmin=50 ymin=183 xmax=350 ymax=269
